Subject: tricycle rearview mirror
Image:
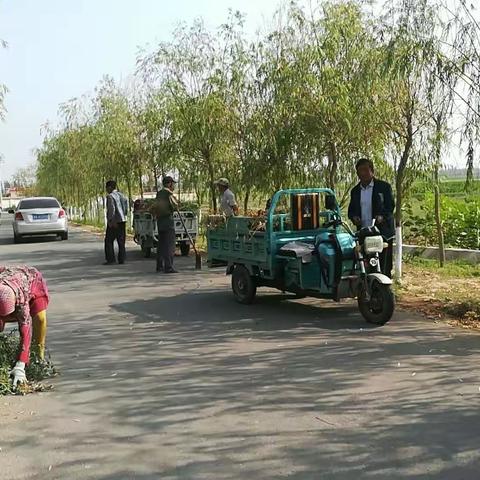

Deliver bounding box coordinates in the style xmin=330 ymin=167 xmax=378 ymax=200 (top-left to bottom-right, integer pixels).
xmin=325 ymin=195 xmax=337 ymax=211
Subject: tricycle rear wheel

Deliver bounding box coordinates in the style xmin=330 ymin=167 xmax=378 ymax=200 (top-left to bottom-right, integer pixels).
xmin=141 ymin=241 xmax=152 ymax=258
xmin=232 ymin=265 xmax=257 ymax=304
xmin=180 ymin=241 xmax=190 ymax=256
xmin=358 ymin=281 xmax=395 ymax=325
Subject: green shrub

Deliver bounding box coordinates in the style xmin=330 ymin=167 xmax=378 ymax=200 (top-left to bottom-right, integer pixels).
xmin=404 ymin=194 xmax=480 ymax=250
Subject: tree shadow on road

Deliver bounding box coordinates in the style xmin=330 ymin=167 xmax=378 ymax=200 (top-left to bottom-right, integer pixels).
xmin=2 ymin=228 xmax=480 ymax=479
xmin=41 ymin=288 xmax=480 ymax=480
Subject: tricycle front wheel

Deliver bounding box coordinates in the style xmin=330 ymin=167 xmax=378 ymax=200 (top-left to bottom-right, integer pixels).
xmin=232 ymin=265 xmax=257 ymax=304
xmin=358 ymin=282 xmax=395 ymax=325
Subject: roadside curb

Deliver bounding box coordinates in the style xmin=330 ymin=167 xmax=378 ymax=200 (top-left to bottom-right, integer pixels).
xmin=403 ymin=244 xmax=480 ymax=263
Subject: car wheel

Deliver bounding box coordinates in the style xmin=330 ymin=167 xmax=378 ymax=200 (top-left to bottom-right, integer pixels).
xmin=61 ymin=232 xmax=69 ymax=241
xmin=13 ymin=233 xmax=22 ymax=244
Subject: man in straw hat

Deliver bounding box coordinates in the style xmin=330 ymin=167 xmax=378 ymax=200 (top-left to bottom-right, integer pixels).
xmin=215 ymin=178 xmax=238 ymax=218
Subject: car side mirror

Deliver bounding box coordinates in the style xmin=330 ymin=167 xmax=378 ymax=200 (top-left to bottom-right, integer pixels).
xmin=8 ymin=209 xmax=14 ymax=214
xmin=325 ymin=195 xmax=337 ymax=211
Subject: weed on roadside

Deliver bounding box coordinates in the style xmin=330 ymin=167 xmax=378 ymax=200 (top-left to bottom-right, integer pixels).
xmin=443 ymin=298 xmax=480 ymax=327
xmin=0 ymin=332 xmax=57 ymax=395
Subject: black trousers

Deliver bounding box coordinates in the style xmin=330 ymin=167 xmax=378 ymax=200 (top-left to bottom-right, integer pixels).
xmin=156 ymin=228 xmax=175 ymax=271
xmin=105 ymin=222 xmax=126 ymax=263
xmin=380 ymin=240 xmax=393 ymax=279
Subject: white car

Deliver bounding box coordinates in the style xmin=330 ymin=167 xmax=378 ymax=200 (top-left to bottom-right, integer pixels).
xmin=12 ymin=197 xmax=68 ymax=243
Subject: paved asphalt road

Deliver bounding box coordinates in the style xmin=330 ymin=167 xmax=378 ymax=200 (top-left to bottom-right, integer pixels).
xmin=0 ymin=216 xmax=479 ymax=480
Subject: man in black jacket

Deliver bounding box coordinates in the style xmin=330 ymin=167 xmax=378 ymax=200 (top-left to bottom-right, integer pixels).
xmin=348 ymin=158 xmax=395 ymax=278
xmin=155 ymin=176 xmax=178 ymax=274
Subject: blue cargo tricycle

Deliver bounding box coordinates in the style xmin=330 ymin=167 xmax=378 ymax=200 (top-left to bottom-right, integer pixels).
xmin=207 ymin=188 xmax=395 ymax=325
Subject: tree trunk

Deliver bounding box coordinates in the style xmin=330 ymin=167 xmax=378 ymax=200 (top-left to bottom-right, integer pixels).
xmin=327 ymin=142 xmax=338 ymax=191
xmin=138 ymin=172 xmax=144 ymax=199
xmin=153 ymin=166 xmax=159 ymax=191
xmin=394 ymin=118 xmax=414 ymax=281
xmin=194 ymin=185 xmax=202 ymax=208
xmin=210 ymin=181 xmax=217 ymax=214
xmin=204 ymin=150 xmax=217 ymax=213
xmin=177 ymin=171 xmax=182 ymax=203
xmin=243 ymin=188 xmax=250 ymax=214
xmin=394 ymin=173 xmax=404 ymax=281
xmin=433 ymin=118 xmax=446 ymax=267
xmin=433 ymin=180 xmax=445 ymax=266
xmin=96 ymin=197 xmax=101 ymax=224
xmin=126 ymin=177 xmax=133 ymax=221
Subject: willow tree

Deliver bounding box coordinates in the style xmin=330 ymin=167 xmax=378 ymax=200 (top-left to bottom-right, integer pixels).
xmin=94 ymin=82 xmax=141 ymax=203
xmin=37 ymin=131 xmax=77 ymax=204
xmin=381 ymin=0 xmax=442 ymax=279
xmin=217 ymin=11 xmax=264 ymax=211
xmin=140 ymin=19 xmax=236 ymax=212
xmin=11 ymin=164 xmax=37 ymax=196
xmin=247 ymin=9 xmax=306 ymax=196
xmin=438 ymin=0 xmax=480 ymax=191
xmin=137 ymin=91 xmax=178 ymax=191
xmin=288 ymin=1 xmax=392 ymax=202
xmin=425 ymin=54 xmax=459 ymax=267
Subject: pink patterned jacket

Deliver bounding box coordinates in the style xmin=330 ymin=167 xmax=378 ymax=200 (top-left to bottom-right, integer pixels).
xmin=0 ymin=266 xmax=49 ymax=363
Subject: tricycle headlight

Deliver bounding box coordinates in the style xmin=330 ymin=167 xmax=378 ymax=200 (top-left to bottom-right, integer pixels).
xmin=364 ymin=236 xmax=385 ymax=254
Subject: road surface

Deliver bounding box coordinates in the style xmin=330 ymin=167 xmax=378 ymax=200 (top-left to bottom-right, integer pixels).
xmin=0 ymin=216 xmax=479 ymax=479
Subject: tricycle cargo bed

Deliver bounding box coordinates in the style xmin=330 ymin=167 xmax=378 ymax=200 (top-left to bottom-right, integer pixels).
xmin=133 ymin=210 xmax=198 ymax=257
xmin=207 ymin=216 xmax=268 ymax=268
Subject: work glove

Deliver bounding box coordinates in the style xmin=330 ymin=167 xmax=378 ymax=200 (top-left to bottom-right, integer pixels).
xmin=10 ymin=361 xmax=26 ymax=388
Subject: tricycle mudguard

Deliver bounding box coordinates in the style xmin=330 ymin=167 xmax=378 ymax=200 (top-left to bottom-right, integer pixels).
xmin=226 ymin=262 xmax=255 ymax=275
xmin=367 ymin=272 xmax=393 ymax=285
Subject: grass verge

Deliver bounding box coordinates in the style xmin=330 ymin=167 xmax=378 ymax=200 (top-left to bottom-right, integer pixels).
xmin=397 ymin=257 xmax=480 ymax=329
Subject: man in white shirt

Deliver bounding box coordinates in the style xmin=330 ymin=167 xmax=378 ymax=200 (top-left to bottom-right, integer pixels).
xmin=216 ymin=178 xmax=238 ymax=217
xmin=360 ymin=179 xmax=374 ymax=228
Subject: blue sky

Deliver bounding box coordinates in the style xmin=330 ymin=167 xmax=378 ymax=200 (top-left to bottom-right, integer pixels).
xmin=0 ymin=0 xmax=280 ymax=179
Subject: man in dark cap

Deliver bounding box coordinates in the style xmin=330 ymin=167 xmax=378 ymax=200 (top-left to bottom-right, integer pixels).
xmin=155 ymin=176 xmax=178 ymax=273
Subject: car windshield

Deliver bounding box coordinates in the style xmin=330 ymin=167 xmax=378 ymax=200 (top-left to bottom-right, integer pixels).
xmin=19 ymin=199 xmax=60 ymax=209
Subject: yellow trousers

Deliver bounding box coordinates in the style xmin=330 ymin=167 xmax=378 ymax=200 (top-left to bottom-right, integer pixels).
xmin=32 ymin=310 xmax=47 ymax=360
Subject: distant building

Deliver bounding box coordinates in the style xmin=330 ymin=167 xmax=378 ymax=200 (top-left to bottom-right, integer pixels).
xmin=5 ymin=187 xmax=26 ymax=198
